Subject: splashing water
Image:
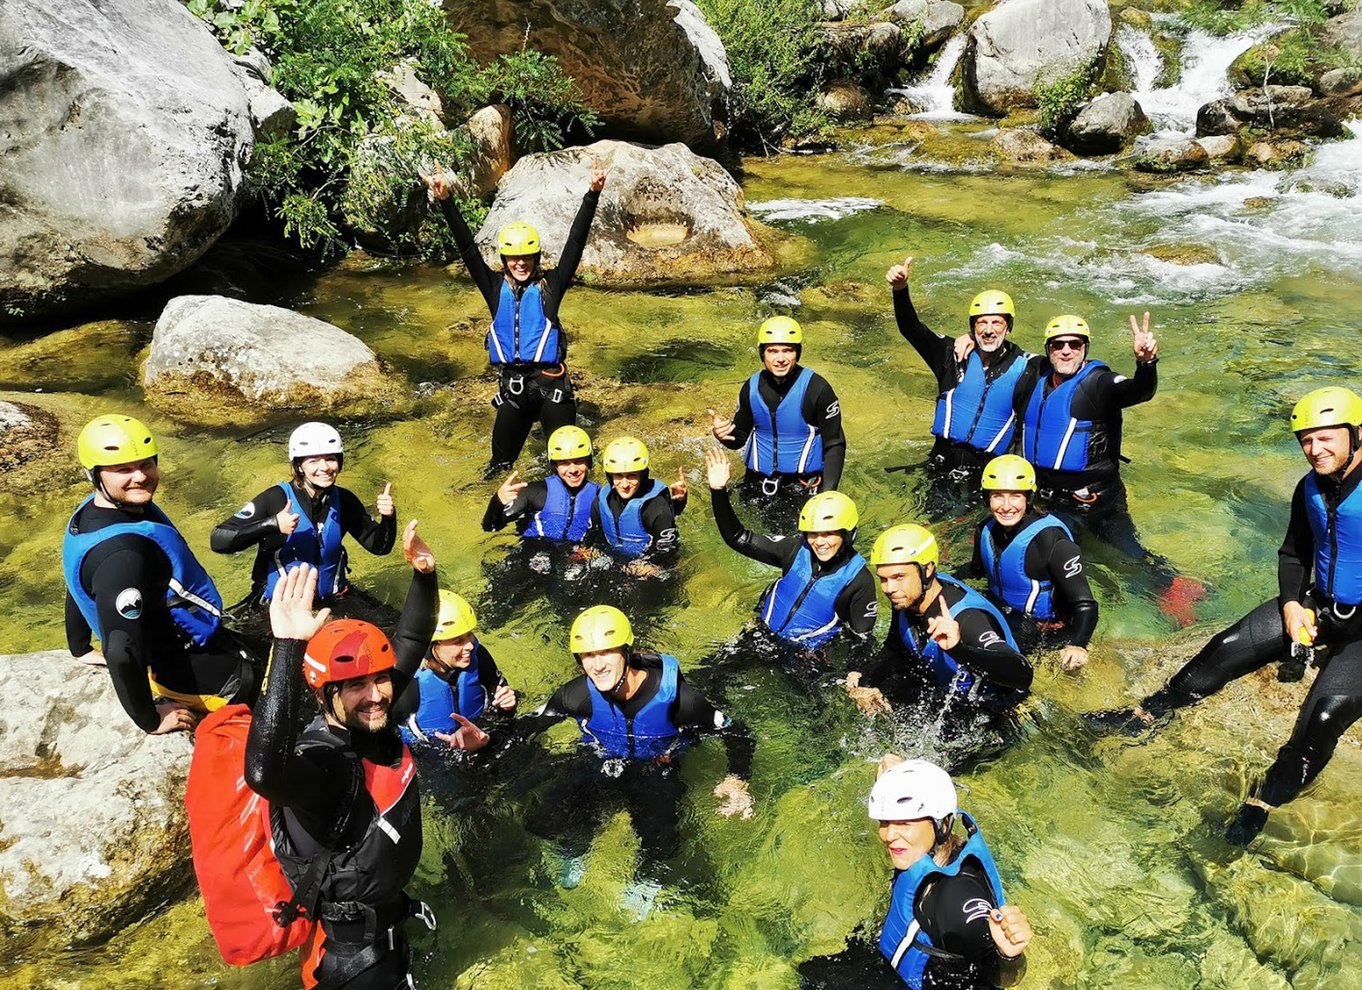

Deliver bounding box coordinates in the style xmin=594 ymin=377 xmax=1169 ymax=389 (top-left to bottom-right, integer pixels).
xmin=747 ymin=197 xmax=883 ymax=222
xmin=888 ymin=34 xmax=971 ymax=121
xmin=1133 ymin=25 xmax=1285 ymax=135
xmin=1117 ymin=24 xmax=1162 ymax=95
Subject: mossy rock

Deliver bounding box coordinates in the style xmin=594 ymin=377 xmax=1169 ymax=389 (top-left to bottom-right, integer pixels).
xmin=0 ymin=320 xmax=143 ymax=391
xmin=1143 ymin=243 xmax=1223 ymax=266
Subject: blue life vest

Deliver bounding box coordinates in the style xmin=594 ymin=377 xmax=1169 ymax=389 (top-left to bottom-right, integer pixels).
xmin=931 ymin=351 xmax=1025 ymax=454
xmin=879 ymin=812 xmax=1006 ymax=989
xmin=597 ymin=480 xmax=668 ymax=560
xmin=743 ymin=367 xmax=825 ymax=476
xmin=979 ymin=515 xmax=1074 ymax=620
xmin=759 ymin=544 xmax=867 ymax=648
xmin=1303 ymin=472 xmax=1362 ymax=607
xmin=528 ymin=475 xmax=598 ymax=542
xmin=1020 ymin=360 xmax=1107 ymax=473
xmin=401 ymin=647 xmax=488 ymax=744
xmin=262 ymin=483 xmax=348 ymax=601
xmin=891 ymin=576 xmax=1019 ymax=695
xmin=579 ymin=653 xmax=683 ymax=759
xmin=62 ymin=495 xmax=223 ymax=647
xmin=486 ymin=280 xmax=560 ymax=365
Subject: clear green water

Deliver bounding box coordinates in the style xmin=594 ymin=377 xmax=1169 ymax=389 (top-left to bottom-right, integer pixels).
xmin=2 ymin=122 xmax=1361 ymax=988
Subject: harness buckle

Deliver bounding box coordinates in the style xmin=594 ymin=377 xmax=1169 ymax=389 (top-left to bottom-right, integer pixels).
xmin=506 ymin=374 xmax=525 ymax=396
xmin=550 ymin=388 xmax=564 ymax=404
xmin=760 ymin=476 xmax=780 ymax=497
xmin=412 ymin=900 xmax=437 ymax=932
xmin=947 ymin=467 xmax=971 ymax=483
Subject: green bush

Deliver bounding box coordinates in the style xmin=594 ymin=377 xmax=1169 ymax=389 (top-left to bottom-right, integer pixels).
xmin=1035 ymin=65 xmax=1094 ymax=141
xmin=1180 ymin=0 xmax=1352 ymax=90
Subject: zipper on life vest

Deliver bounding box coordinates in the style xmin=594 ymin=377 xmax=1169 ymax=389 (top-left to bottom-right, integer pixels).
xmin=565 ymin=490 xmax=577 ymax=541
xmin=777 ymin=572 xmax=820 ymax=634
xmin=960 ymin=355 xmax=994 ymax=444
xmin=512 ymin=285 xmax=522 ymax=359
xmin=768 ymin=388 xmax=780 ymax=475
xmin=1327 ymin=502 xmax=1340 ymax=597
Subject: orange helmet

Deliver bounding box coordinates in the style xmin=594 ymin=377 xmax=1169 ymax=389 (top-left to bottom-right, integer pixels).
xmin=303 ymin=619 xmax=396 ymax=689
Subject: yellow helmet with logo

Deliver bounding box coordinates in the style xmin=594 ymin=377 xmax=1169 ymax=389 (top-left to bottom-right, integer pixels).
xmin=496 ymin=221 xmax=541 ymax=256
xmin=1044 ymin=315 xmax=1091 ymax=341
xmin=981 ymin=454 xmax=1037 ymax=493
xmin=548 ymin=425 xmax=593 ymax=461
xmin=871 ymin=524 xmax=939 ymax=569
xmin=798 ymin=491 xmax=858 ymax=533
xmin=757 ymin=316 xmax=804 ymax=347
xmin=570 ymin=605 xmax=634 ymax=653
xmin=969 ymin=290 xmax=1015 ymax=321
xmin=1290 ymin=386 xmax=1362 ymax=433
xmin=602 ymin=436 xmax=649 ymax=474
xmin=432 ymin=590 xmax=477 ymax=642
xmin=77 ymin=414 xmax=159 ymax=470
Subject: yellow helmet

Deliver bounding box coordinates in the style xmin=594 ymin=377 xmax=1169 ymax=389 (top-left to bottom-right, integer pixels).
xmin=432 ymin=590 xmax=477 ymax=641
xmin=757 ymin=316 xmax=803 ymax=347
xmin=548 ymin=425 xmax=593 ymax=461
xmin=981 ymin=454 xmax=1037 ymax=493
xmin=871 ymin=524 xmax=938 ymax=569
xmin=1290 ymin=386 xmax=1362 ymax=433
xmin=1044 ymin=315 xmax=1091 ymax=342
xmin=570 ymin=605 xmax=634 ymax=654
xmin=77 ymin=414 xmax=158 ymax=470
xmin=969 ymin=290 xmax=1015 ymax=321
xmin=798 ymin=491 xmax=858 ymax=533
xmin=602 ymin=436 xmax=649 ymax=474
xmin=496 ymin=221 xmax=541 ymax=256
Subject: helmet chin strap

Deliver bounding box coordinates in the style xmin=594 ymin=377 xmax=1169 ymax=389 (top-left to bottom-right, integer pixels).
xmin=606 ymin=646 xmax=633 ymax=699
xmin=930 ymin=813 xmax=955 ymax=853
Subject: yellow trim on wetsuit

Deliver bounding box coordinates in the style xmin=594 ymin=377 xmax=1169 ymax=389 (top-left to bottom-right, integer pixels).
xmin=148 ymin=671 xmax=230 ymax=713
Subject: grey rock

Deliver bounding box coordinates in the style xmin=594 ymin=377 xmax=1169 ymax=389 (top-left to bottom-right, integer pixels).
xmin=1066 ymin=91 xmax=1149 ymax=155
xmin=1318 ymin=67 xmax=1362 ymax=96
xmin=378 ymin=61 xmax=447 ymax=126
xmin=1195 ymin=98 xmax=1241 ymax=137
xmin=1197 ymin=86 xmax=1342 ymax=138
xmin=0 ymin=0 xmax=257 ymax=322
xmin=961 ymin=0 xmax=1112 ymax=115
xmin=477 ymin=140 xmax=774 ymax=285
xmin=0 ymin=651 xmax=194 ymax=945
xmin=885 ymin=0 xmax=965 ymax=49
xmin=817 ymin=80 xmax=877 ymax=121
xmin=463 ymin=105 xmax=515 ymax=198
xmin=445 ymin=0 xmax=731 ymax=147
xmin=1244 ymin=139 xmax=1310 ymax=170
xmin=821 ymin=0 xmax=856 ymax=19
xmin=991 ymin=127 xmax=1074 ymax=163
xmin=1320 ymin=9 xmax=1362 ymax=62
xmin=1133 ymin=138 xmax=1209 ymax=174
xmin=1195 ymin=134 xmax=1241 ymax=163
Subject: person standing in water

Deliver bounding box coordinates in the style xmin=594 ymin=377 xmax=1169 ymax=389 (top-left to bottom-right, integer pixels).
xmin=590 ymin=436 xmax=687 ymax=576
xmin=421 ymin=157 xmax=607 ymax=472
xmin=1088 ymin=386 xmax=1362 ymax=846
xmin=482 ymin=426 xmax=600 ymax=545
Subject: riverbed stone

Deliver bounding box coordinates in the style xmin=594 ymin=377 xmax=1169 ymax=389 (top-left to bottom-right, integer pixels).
xmin=1318 ymin=67 xmax=1362 ymax=96
xmin=1066 ymin=92 xmax=1150 ymax=155
xmin=142 ymin=295 xmax=404 ymax=427
xmin=0 ymin=400 xmax=59 ymax=473
xmin=476 ymin=140 xmax=774 ymax=286
xmin=1132 ymin=138 xmax=1209 ymax=173
xmin=445 ymin=0 xmax=731 ymax=148
xmin=884 ymin=1 xmax=965 ymax=50
xmin=0 ymin=651 xmax=194 ymax=947
xmin=817 ymin=80 xmax=877 ymax=122
xmin=821 ymin=21 xmax=907 ymax=82
xmin=1245 ymin=139 xmax=1311 ymax=170
xmin=1196 ymin=134 xmax=1241 ymax=163
xmin=0 ymin=0 xmax=269 ymax=323
xmin=1320 ymin=9 xmax=1362 ymax=63
xmin=992 ymin=127 xmax=1074 ymax=163
xmin=960 ymin=0 xmax=1112 ymax=115
xmin=1198 ymin=86 xmax=1343 ymax=139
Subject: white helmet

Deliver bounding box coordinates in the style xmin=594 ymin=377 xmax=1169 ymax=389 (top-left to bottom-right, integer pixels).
xmin=867 ymin=759 xmax=957 ymax=822
xmin=289 ymin=422 xmax=343 ymax=460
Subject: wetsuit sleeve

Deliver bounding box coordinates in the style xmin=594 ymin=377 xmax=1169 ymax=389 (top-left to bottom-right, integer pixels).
xmin=671 ymin=679 xmax=755 ymax=780
xmin=482 ymin=480 xmax=549 ymax=532
xmin=65 ymin=591 xmax=93 ymax=656
xmin=546 ymin=190 xmax=601 ymax=298
xmin=1031 ymin=528 xmax=1099 ymax=648
xmin=951 ymin=608 xmax=1033 ymax=691
xmin=209 ymin=486 xmax=289 ymax=554
xmin=1094 ymin=359 xmax=1157 ymax=412
xmin=435 ymin=197 xmax=500 ymax=311
xmin=963 ymin=519 xmax=988 ymax=580
xmin=641 ymin=493 xmax=682 ymax=562
xmin=919 ymin=871 xmax=1011 ymax=988
xmin=337 ymin=487 xmax=396 ymax=556
xmin=710 ymin=486 xmax=796 ymax=567
xmin=1278 ymin=478 xmax=1313 ymax=607
xmin=392 ymin=568 xmax=439 ymax=684
xmin=509 ymin=681 xmax=585 ymax=737
xmin=836 ymin=568 xmax=881 ymax=670
xmin=805 ymin=375 xmax=846 ymax=489
xmin=88 ymin=544 xmax=164 ymax=733
xmin=893 ymin=286 xmax=953 ymax=376
xmin=720 ymin=382 xmax=754 ymax=452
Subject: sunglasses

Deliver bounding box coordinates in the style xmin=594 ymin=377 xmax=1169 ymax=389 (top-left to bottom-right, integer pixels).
xmin=1047 ymin=338 xmax=1086 ymax=353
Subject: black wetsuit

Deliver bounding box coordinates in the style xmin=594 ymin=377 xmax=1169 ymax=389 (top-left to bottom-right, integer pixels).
xmin=964 ymin=510 xmax=1099 ymax=651
xmin=64 ymin=500 xmax=259 ymax=732
xmin=588 ymin=478 xmax=685 ymax=565
xmin=512 ymin=651 xmax=755 ymax=859
xmin=717 ymin=362 xmax=846 ymax=496
xmin=245 ymin=568 xmax=438 ymax=989
xmin=1134 ymin=463 xmax=1362 ymax=811
xmin=436 ymin=192 xmax=599 ymax=468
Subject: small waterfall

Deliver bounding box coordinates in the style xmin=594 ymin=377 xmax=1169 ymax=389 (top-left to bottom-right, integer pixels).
xmin=889 ymin=34 xmax=971 ymax=120
xmin=1117 ymin=25 xmax=1161 ymax=95
xmin=1132 ymin=24 xmax=1285 ymax=135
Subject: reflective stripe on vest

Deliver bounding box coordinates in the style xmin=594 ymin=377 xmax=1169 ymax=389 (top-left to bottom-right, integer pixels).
xmin=979 ymin=515 xmax=1073 ymax=620
xmin=879 ymin=812 xmax=1006 ymax=989
xmin=743 ymin=367 xmax=825 ymax=475
xmin=580 ymin=653 xmax=683 ymax=759
xmin=62 ymin=494 xmax=223 ymax=647
xmin=487 ymin=280 xmax=559 ymax=365
xmin=402 ymin=653 xmax=487 ymax=744
xmin=1021 ymin=360 xmax=1107 ymax=472
xmin=597 ymin=480 xmax=667 ymax=560
xmin=892 ymin=575 xmax=1019 ymax=695
xmin=529 ymin=476 xmax=598 ymax=542
xmin=931 ymin=351 xmax=1025 ymax=453
xmin=263 ymin=483 xmax=348 ymax=601
xmin=759 ymin=544 xmax=867 ymax=648
xmin=1304 ymin=471 xmax=1362 ymax=607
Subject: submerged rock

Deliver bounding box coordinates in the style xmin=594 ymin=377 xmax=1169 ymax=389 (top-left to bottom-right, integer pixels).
xmin=0 ymin=651 xmax=193 ymax=947
xmin=0 ymin=399 xmax=59 ymax=473
xmin=142 ymin=295 xmax=405 ymax=427
xmin=1066 ymin=92 xmax=1150 ymax=155
xmin=477 ymin=140 xmax=774 ymax=286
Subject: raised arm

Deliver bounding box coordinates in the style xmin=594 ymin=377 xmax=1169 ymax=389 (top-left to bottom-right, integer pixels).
xmin=210 ymin=486 xmax=289 ymax=554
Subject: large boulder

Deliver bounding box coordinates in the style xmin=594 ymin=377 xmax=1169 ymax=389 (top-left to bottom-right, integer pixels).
xmin=1197 ymin=86 xmax=1343 ymax=139
xmin=820 ymin=21 xmax=908 ymax=82
xmin=884 ymin=0 xmax=966 ymax=50
xmin=991 ymin=127 xmax=1075 ymax=164
xmin=1132 ymin=137 xmax=1209 ymax=174
xmin=0 ymin=652 xmax=193 ymax=947
xmin=960 ymin=0 xmax=1112 ymax=115
xmin=142 ymin=295 xmax=405 ymax=428
xmin=445 ymin=0 xmax=731 ymax=148
xmin=1065 ymin=91 xmax=1150 ymax=155
xmin=476 ymin=140 xmax=774 ymax=286
xmin=817 ymin=80 xmax=877 ymax=122
xmin=0 ymin=0 xmax=277 ymax=323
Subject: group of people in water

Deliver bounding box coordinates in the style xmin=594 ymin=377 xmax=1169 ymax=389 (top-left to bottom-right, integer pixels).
xmin=57 ymin=158 xmax=1362 ymax=990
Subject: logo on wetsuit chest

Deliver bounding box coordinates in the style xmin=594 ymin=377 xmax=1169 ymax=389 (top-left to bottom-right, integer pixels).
xmin=962 ymin=897 xmax=993 ymax=924
xmin=116 ymin=588 xmax=143 ymax=619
